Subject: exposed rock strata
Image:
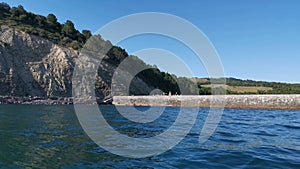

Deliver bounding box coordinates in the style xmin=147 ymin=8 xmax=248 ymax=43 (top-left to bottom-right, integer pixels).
xmin=0 ymin=26 xmax=78 ymax=97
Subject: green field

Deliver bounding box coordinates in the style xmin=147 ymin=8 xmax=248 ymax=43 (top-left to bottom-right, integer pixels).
xmin=201 ymin=84 xmax=273 ymax=94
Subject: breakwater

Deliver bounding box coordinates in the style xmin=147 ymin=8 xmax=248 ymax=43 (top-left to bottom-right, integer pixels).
xmin=113 ymin=95 xmax=300 ymax=110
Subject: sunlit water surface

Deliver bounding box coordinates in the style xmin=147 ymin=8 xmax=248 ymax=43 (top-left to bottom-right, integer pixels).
xmin=0 ymin=105 xmax=299 ymax=168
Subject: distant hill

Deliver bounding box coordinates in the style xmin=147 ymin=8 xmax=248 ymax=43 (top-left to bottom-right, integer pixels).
xmin=196 ymin=77 xmax=300 ymax=95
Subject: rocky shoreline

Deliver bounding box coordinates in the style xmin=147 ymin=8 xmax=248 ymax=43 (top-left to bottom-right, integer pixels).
xmin=0 ymin=96 xmax=114 ymax=105
xmin=0 ymin=96 xmax=74 ymax=105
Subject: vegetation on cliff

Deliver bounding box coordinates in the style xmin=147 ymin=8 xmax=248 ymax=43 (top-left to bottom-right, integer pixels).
xmin=0 ymin=2 xmax=91 ymax=49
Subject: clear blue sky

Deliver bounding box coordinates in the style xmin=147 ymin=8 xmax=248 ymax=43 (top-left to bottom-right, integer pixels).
xmin=3 ymin=0 xmax=300 ymax=83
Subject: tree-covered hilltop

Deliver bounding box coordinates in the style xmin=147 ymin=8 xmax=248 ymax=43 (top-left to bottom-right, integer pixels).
xmin=0 ymin=3 xmax=91 ymax=50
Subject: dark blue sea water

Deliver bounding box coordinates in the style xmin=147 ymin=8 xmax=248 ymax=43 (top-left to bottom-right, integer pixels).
xmin=0 ymin=105 xmax=299 ymax=168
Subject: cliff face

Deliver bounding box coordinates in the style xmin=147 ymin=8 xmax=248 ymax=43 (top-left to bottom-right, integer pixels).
xmin=0 ymin=26 xmax=154 ymax=99
xmin=0 ymin=26 xmax=77 ymax=97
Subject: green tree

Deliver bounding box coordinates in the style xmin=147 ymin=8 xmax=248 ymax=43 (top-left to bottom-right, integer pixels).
xmin=45 ymin=13 xmax=61 ymax=33
xmin=47 ymin=13 xmax=57 ymax=23
xmin=0 ymin=2 xmax=10 ymax=11
xmin=0 ymin=2 xmax=10 ymax=19
xmin=107 ymin=46 xmax=128 ymax=62
xmin=35 ymin=15 xmax=46 ymax=28
xmin=62 ymin=20 xmax=76 ymax=38
xmin=10 ymin=5 xmax=26 ymax=18
xmin=199 ymin=86 xmax=211 ymax=95
xmin=82 ymin=30 xmax=92 ymax=41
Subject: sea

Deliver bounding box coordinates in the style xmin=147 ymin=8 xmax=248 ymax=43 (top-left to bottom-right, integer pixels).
xmin=0 ymin=105 xmax=299 ymax=168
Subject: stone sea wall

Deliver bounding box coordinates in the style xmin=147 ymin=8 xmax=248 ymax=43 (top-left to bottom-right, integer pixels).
xmin=113 ymin=95 xmax=300 ymax=110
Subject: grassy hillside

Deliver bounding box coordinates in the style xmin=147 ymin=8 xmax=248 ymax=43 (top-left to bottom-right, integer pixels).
xmin=201 ymin=84 xmax=273 ymax=94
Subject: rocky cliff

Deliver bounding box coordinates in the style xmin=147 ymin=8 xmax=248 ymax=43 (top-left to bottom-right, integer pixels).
xmin=0 ymin=26 xmax=154 ymax=100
